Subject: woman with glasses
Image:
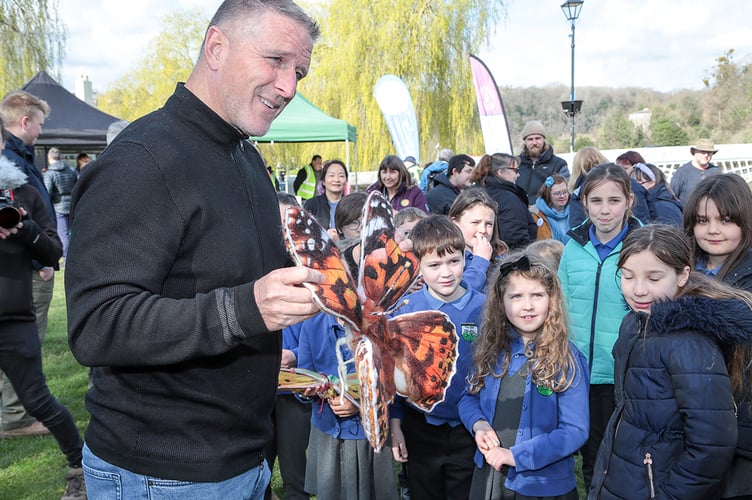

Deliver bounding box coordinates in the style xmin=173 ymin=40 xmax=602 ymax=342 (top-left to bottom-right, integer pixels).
xmin=531 ymin=174 xmax=572 ymax=243
xmin=304 ymin=159 xmax=349 ymax=230
xmin=630 ymin=163 xmax=683 ymax=226
xmin=469 ymin=153 xmax=536 ymax=250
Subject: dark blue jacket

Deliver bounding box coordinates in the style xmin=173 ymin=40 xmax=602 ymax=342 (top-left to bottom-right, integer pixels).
xmin=2 ymin=132 xmax=54 ymax=219
xmin=425 ymin=173 xmax=460 ymax=215
xmin=645 ymin=183 xmax=683 ymax=227
xmin=590 ymin=297 xmax=751 ymax=499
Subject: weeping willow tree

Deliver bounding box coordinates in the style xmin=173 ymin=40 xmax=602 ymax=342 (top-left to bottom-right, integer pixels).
xmin=259 ymin=0 xmax=505 ymax=180
xmin=0 ymin=0 xmax=67 ymax=93
xmin=97 ymin=8 xmax=207 ymax=121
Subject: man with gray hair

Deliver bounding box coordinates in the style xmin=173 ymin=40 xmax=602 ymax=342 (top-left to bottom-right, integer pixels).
xmin=43 ymin=147 xmax=78 ymax=261
xmin=66 ymin=1 xmax=323 ymax=497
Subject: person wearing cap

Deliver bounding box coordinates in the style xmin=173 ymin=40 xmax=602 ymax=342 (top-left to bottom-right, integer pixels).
xmin=517 ymin=120 xmax=569 ymax=205
xmin=403 ymin=155 xmax=422 ymax=186
xmin=670 ymin=139 xmax=721 ymax=204
xmin=426 ymin=154 xmax=475 ymax=215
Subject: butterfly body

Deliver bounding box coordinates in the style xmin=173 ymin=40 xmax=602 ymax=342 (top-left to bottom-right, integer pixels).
xmin=284 ymin=191 xmax=458 ymax=451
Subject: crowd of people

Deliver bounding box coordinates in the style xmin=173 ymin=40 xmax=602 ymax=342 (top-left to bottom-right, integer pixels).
xmin=1 ymin=1 xmax=750 ymax=500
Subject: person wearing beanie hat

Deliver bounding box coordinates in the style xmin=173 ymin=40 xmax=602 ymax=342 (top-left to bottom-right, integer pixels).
xmin=521 ymin=120 xmax=546 ymax=140
xmin=669 ymin=138 xmax=721 ymax=204
xmin=517 ymin=120 xmax=569 ymax=205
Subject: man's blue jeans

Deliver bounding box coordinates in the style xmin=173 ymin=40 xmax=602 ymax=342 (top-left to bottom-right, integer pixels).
xmin=83 ymin=444 xmax=271 ymax=499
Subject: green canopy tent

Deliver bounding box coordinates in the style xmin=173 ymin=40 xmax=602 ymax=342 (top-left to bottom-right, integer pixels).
xmin=251 ymin=93 xmax=358 ymax=188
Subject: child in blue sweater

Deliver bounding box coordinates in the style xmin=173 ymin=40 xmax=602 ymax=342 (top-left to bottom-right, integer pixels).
xmin=297 ymin=311 xmax=397 ymax=499
xmin=390 ymin=215 xmax=486 ymax=499
xmin=459 ymin=253 xmax=589 ymax=499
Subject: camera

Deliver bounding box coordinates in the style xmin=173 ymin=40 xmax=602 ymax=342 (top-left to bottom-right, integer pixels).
xmin=0 ymin=193 xmax=22 ymax=229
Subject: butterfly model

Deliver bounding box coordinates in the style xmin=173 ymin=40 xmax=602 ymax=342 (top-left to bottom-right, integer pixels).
xmin=284 ymin=191 xmax=459 ymax=451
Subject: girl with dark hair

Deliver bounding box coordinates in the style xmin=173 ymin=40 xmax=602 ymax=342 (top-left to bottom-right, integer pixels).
xmin=591 ymin=225 xmax=752 ymax=499
xmin=303 ymin=159 xmax=348 ymax=229
xmin=459 ymin=253 xmax=589 ymax=499
xmin=448 ymin=187 xmax=507 ymax=291
xmin=630 ymin=162 xmax=683 ymax=226
xmin=683 ymin=173 xmax=752 ymax=498
xmin=470 ymin=153 xmax=536 ymax=249
xmin=367 ymin=155 xmax=428 ymax=213
xmin=557 ymin=163 xmax=641 ymax=490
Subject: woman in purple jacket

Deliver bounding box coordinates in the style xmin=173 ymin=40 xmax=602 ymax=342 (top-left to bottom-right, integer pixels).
xmin=367 ymin=155 xmax=428 ymax=213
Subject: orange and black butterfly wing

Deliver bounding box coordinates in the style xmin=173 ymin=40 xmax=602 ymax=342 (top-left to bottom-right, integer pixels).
xmin=284 ymin=206 xmax=362 ymax=331
xmin=354 ymin=337 xmax=390 ymax=452
xmin=359 ymin=192 xmax=420 ymax=310
xmin=387 ymin=311 xmax=458 ymax=411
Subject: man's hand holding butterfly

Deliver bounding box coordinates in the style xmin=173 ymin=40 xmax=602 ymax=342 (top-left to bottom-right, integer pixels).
xmin=253 ymin=266 xmax=325 ymax=331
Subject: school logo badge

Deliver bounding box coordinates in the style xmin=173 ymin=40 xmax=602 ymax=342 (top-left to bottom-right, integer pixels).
xmin=460 ymin=323 xmax=479 ymax=342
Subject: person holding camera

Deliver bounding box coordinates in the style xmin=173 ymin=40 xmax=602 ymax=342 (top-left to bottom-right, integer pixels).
xmin=0 ymin=118 xmax=86 ymax=499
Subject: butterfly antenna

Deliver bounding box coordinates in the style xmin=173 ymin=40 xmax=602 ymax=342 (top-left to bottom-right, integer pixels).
xmin=377 ymin=263 xmax=416 ymax=310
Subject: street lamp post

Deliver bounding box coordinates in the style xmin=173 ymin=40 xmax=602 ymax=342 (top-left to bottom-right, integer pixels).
xmin=560 ymin=1 xmax=584 ymax=153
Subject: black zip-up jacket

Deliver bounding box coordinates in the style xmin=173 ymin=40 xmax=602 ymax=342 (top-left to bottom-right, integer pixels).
xmin=483 ymin=176 xmax=537 ymax=249
xmin=66 ymin=84 xmax=286 ymax=482
xmin=517 ymin=145 xmax=569 ymax=205
xmin=425 ymin=173 xmax=459 ymax=215
xmin=0 ymin=157 xmax=62 ymax=321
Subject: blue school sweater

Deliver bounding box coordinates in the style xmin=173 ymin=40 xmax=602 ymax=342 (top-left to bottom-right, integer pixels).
xmin=297 ymin=312 xmax=365 ymax=440
xmin=392 ymin=283 xmax=486 ymax=425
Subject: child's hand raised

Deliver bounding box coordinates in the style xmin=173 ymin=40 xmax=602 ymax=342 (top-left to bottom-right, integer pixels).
xmin=484 ymin=446 xmax=515 ymax=471
xmin=472 ymin=232 xmax=493 ymax=261
xmin=328 ymin=395 xmax=359 ymax=418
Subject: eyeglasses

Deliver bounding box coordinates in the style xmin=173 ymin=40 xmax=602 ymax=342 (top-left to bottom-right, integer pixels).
xmin=504 ymin=167 xmax=520 ymax=174
xmin=551 ymin=190 xmax=569 ymax=197
xmin=344 ymin=219 xmax=362 ymax=231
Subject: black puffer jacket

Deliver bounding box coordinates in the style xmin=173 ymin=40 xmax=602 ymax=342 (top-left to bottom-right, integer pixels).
xmin=590 ymin=297 xmax=752 ymax=500
xmin=517 ymin=145 xmax=569 ymax=204
xmin=483 ymin=176 xmax=536 ymax=249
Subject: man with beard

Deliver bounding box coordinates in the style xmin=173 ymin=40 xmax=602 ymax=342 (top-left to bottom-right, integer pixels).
xmin=516 ymin=120 xmax=569 ymax=205
xmin=669 ymin=139 xmax=721 ymax=204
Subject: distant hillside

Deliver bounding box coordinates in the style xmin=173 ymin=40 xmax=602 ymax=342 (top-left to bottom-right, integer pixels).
xmin=499 ymin=82 xmax=751 ymax=154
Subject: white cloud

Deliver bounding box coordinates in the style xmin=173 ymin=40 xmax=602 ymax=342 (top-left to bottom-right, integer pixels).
xmin=55 ymin=0 xmax=750 ymax=94
xmin=478 ymin=0 xmax=751 ymax=92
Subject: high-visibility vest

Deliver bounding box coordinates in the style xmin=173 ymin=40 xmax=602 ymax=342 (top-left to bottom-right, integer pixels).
xmin=297 ymin=164 xmax=316 ymax=200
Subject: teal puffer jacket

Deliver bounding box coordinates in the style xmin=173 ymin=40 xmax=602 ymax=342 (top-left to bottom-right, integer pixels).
xmin=558 ymin=217 xmax=641 ymax=384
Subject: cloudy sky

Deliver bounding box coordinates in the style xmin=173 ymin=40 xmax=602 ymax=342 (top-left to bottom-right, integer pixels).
xmin=57 ymin=0 xmax=750 ymax=95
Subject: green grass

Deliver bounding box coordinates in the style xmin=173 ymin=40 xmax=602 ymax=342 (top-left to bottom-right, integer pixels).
xmin=0 ymin=272 xmax=584 ymax=499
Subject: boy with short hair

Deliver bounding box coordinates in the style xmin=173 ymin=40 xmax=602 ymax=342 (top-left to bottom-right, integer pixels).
xmin=390 ymin=214 xmax=486 ymax=500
